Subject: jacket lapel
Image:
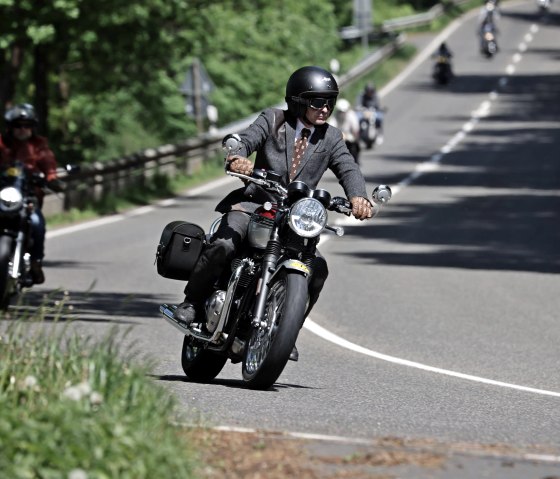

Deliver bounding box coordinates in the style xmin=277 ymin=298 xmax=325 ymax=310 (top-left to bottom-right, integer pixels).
xmin=285 ymin=121 xmax=297 ymax=179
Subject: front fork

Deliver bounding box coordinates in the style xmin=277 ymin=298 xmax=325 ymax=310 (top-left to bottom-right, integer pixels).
xmin=10 ymin=230 xmax=26 ymax=280
xmin=251 ymin=233 xmax=316 ymax=328
xmin=251 ymin=234 xmax=282 ymax=327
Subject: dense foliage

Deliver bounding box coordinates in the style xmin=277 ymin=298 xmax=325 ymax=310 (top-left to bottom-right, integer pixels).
xmin=1 ymin=0 xmax=438 ymax=164
xmin=0 ymin=308 xmax=197 ymax=478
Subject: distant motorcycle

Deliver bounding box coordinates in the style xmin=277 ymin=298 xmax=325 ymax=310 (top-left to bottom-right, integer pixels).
xmin=357 ymin=107 xmax=385 ymax=149
xmin=537 ymin=0 xmax=552 ymax=13
xmin=480 ymin=27 xmax=498 ymax=58
xmin=157 ymin=134 xmax=391 ymax=390
xmin=432 ymin=55 xmax=453 ymax=85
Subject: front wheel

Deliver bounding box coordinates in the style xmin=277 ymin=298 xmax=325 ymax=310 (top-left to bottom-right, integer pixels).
xmin=0 ymin=236 xmax=14 ymax=310
xmin=242 ymin=271 xmax=308 ymax=390
xmin=181 ymin=336 xmax=227 ymax=382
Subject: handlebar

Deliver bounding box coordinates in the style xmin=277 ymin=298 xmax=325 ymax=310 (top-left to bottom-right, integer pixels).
xmin=226 ymin=169 xmax=391 ymax=219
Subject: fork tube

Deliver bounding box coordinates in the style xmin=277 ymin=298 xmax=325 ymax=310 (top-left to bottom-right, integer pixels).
xmin=252 ymin=230 xmax=282 ymax=326
xmin=11 ymin=231 xmax=25 ymax=279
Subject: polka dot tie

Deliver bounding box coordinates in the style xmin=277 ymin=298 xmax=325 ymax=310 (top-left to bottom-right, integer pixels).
xmin=290 ymin=128 xmax=310 ymax=181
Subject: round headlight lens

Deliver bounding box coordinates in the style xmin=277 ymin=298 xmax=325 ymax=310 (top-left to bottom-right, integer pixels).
xmin=0 ymin=187 xmax=23 ymax=213
xmin=288 ymin=198 xmax=327 ymax=238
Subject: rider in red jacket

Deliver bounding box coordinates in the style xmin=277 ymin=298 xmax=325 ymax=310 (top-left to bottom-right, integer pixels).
xmin=0 ymin=103 xmax=64 ymax=284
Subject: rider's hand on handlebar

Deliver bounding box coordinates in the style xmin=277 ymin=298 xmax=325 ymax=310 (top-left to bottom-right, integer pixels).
xmin=47 ymin=178 xmax=67 ymax=193
xmin=227 ymin=155 xmax=254 ymax=176
xmin=350 ymin=196 xmax=373 ymax=220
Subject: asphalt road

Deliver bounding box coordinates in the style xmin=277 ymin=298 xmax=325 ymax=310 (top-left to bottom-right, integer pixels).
xmin=15 ymin=1 xmax=560 ymax=475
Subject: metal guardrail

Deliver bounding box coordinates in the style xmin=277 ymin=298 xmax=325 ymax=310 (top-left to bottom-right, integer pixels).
xmin=382 ymin=4 xmax=444 ymax=32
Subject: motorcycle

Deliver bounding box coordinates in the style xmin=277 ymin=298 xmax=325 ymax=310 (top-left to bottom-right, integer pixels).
xmin=537 ymin=0 xmax=552 ymax=14
xmin=432 ymin=55 xmax=453 ymax=85
xmin=0 ymin=163 xmax=69 ymax=308
xmin=357 ymin=107 xmax=384 ymax=149
xmin=480 ymin=28 xmax=498 ymax=58
xmin=158 ymin=134 xmax=391 ymax=390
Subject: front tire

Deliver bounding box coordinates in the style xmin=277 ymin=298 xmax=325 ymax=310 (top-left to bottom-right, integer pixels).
xmin=242 ymin=271 xmax=308 ymax=390
xmin=181 ymin=336 xmax=227 ymax=382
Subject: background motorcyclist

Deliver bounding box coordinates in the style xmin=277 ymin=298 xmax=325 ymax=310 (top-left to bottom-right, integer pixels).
xmin=330 ymin=98 xmax=360 ymax=163
xmin=437 ymin=42 xmax=453 ymax=60
xmin=173 ymin=66 xmax=373 ymax=361
xmin=359 ymin=83 xmax=384 ymax=145
xmin=478 ymin=1 xmax=500 ymax=35
xmin=0 ymin=103 xmax=65 ymax=284
xmin=432 ymin=42 xmax=454 ymax=82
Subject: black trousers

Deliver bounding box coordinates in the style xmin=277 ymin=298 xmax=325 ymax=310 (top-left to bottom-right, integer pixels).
xmin=184 ymin=210 xmax=328 ymax=315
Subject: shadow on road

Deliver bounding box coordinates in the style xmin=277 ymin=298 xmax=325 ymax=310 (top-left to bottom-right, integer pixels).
xmin=354 ymin=70 xmax=560 ymax=275
xmin=8 ymin=288 xmax=162 ymax=322
xmin=152 ymin=374 xmax=315 ymax=391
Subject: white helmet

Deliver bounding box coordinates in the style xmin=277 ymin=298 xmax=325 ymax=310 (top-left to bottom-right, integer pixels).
xmin=336 ymin=98 xmax=350 ymax=113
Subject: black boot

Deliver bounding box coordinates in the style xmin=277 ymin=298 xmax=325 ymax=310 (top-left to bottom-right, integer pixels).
xmin=173 ymin=300 xmax=198 ymax=326
xmin=289 ymin=345 xmax=299 ymax=362
xmin=30 ymin=260 xmax=45 ymax=285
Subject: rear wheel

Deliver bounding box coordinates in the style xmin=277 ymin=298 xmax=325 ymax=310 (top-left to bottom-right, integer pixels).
xmin=0 ymin=236 xmax=14 ymax=310
xmin=242 ymin=271 xmax=307 ymax=390
xmin=181 ymin=336 xmax=227 ymax=382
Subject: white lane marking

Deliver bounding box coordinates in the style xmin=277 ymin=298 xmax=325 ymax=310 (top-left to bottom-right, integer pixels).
xmin=304 ymin=319 xmax=560 ymax=398
xmin=47 ymin=176 xmax=237 ymax=238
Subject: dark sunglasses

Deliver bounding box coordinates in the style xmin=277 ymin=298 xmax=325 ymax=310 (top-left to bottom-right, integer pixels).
xmin=12 ymin=123 xmax=33 ymax=129
xmin=306 ymin=97 xmax=336 ymax=110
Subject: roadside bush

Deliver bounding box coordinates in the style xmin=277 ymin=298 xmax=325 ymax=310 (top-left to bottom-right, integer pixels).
xmin=0 ymin=303 xmax=197 ymax=479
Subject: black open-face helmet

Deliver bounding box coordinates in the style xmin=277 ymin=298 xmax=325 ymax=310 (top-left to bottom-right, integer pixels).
xmin=285 ymin=66 xmax=339 ymax=118
xmin=4 ymin=103 xmax=38 ymax=129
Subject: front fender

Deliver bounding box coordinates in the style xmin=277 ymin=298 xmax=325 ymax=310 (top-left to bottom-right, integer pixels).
xmin=268 ymin=259 xmax=310 ymax=285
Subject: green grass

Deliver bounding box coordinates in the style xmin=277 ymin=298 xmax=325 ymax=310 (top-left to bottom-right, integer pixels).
xmin=0 ymin=299 xmax=199 ymax=478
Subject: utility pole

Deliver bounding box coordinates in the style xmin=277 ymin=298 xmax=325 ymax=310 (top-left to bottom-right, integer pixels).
xmin=354 ymin=0 xmax=373 ymax=51
xmin=180 ymin=58 xmax=215 ymax=135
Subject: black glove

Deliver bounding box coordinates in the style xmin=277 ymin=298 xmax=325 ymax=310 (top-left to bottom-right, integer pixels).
xmin=47 ymin=178 xmax=67 ymax=193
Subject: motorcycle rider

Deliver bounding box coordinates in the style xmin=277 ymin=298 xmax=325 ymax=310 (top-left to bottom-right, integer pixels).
xmin=174 ymin=66 xmax=373 ymax=361
xmin=330 ymin=98 xmax=360 ymax=163
xmin=436 ymin=42 xmax=453 ymax=60
xmin=432 ymin=42 xmax=454 ymax=81
xmin=359 ymin=83 xmax=384 ymax=145
xmin=478 ymin=1 xmax=499 ymax=39
xmin=0 ymin=103 xmax=65 ymax=284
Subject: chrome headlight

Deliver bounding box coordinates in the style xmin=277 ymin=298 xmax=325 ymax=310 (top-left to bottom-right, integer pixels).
xmin=288 ymin=198 xmax=327 ymax=238
xmin=0 ymin=187 xmax=23 ymax=214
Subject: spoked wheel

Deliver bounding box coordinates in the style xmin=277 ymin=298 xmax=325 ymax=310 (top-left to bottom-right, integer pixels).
xmin=181 ymin=335 xmax=227 ymax=382
xmin=242 ymin=271 xmax=307 ymax=390
xmin=0 ymin=236 xmax=14 ymax=310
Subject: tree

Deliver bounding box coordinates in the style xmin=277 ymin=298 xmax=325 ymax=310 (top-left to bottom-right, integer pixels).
xmin=1 ymin=0 xmax=341 ymax=163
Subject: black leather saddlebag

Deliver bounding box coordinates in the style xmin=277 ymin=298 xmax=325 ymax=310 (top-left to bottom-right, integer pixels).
xmin=156 ymin=221 xmax=205 ymax=280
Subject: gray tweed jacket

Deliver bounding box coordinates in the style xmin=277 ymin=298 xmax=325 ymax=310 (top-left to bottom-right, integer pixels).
xmin=216 ymin=108 xmax=368 ymax=213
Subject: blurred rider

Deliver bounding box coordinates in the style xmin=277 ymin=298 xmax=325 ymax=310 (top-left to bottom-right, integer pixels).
xmin=331 ymin=98 xmax=360 ymax=163
xmin=359 ymin=83 xmax=384 ymax=144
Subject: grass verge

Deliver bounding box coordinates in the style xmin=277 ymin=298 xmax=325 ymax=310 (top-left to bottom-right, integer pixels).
xmin=0 ymin=300 xmax=198 ymax=479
